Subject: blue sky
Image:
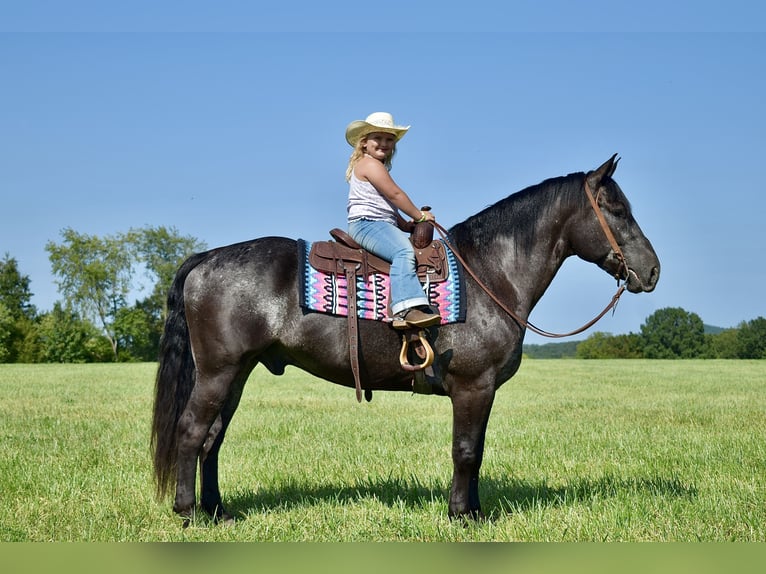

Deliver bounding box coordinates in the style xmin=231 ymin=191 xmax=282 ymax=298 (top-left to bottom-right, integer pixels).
xmin=2 ymin=3 xmax=765 ymax=344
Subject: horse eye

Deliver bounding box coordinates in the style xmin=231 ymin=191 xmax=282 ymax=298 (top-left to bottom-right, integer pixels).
xmin=608 ymin=202 xmax=627 ymax=218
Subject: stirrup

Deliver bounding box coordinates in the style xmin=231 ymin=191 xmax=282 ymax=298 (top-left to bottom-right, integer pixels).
xmin=399 ymin=330 xmax=435 ymax=372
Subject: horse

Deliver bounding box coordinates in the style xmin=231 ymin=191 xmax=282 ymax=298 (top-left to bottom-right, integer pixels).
xmin=151 ymin=154 xmax=660 ymax=523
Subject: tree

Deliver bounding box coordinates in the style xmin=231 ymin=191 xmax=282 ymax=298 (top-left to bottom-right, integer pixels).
xmin=45 ymin=226 xmax=206 ymax=363
xmin=0 ymin=254 xmax=37 ymax=320
xmin=577 ymin=332 xmax=614 ymax=359
xmin=705 ymin=329 xmax=739 ymax=359
xmin=0 ymin=302 xmax=13 ymax=362
xmin=128 ymin=225 xmax=206 ymax=323
xmin=35 ymin=302 xmax=111 ymax=363
xmin=0 ymin=254 xmax=38 ymax=362
xmin=46 ymin=228 xmax=134 ymax=361
xmin=124 ymin=226 xmax=206 ymax=361
xmin=640 ymin=307 xmax=707 ymax=359
xmin=113 ymin=301 xmax=160 ymax=361
xmin=736 ymin=317 xmax=766 ymax=359
xmin=576 ymin=332 xmax=643 ymax=359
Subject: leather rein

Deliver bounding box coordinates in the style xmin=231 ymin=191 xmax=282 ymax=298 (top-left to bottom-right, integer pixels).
xmin=430 ymin=178 xmax=628 ymax=339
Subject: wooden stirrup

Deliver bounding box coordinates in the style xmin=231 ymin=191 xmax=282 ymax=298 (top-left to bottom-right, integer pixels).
xmin=399 ymin=330 xmax=435 ymax=372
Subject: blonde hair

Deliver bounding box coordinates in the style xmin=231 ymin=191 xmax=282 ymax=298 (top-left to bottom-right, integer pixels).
xmin=345 ymin=136 xmax=397 ymax=181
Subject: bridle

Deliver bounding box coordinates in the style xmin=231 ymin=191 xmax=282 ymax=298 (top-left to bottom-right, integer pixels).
xmin=431 ymin=176 xmax=628 ymax=339
xmin=582 ymin=177 xmax=629 ymax=283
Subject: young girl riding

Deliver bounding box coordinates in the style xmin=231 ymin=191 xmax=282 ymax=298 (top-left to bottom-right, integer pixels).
xmin=345 ymin=111 xmax=441 ymax=329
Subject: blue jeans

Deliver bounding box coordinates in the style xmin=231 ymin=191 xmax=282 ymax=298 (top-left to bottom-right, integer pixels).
xmin=348 ymin=218 xmax=429 ymax=315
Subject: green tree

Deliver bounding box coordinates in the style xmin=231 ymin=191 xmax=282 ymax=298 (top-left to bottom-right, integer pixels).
xmin=126 ymin=226 xmax=206 ymax=360
xmin=0 ymin=302 xmax=13 ymax=362
xmin=0 ymin=254 xmax=38 ymax=362
xmin=129 ymin=225 xmax=206 ymax=323
xmin=577 ymin=332 xmax=615 ymax=359
xmin=0 ymin=254 xmax=37 ymax=320
xmin=113 ymin=301 xmax=160 ymax=361
xmin=736 ymin=317 xmax=766 ymax=359
xmin=705 ymin=329 xmax=739 ymax=359
xmin=640 ymin=307 xmax=707 ymax=359
xmin=35 ymin=302 xmax=112 ymax=363
xmin=577 ymin=332 xmax=643 ymax=359
xmin=46 ymin=228 xmax=134 ymax=361
xmin=45 ymin=226 xmax=205 ymax=363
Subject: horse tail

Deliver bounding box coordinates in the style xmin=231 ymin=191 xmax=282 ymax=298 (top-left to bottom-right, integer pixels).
xmin=150 ymin=251 xmax=209 ymax=500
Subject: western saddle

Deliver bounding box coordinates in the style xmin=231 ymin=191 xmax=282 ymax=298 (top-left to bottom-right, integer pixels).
xmin=308 ymin=212 xmax=449 ymax=402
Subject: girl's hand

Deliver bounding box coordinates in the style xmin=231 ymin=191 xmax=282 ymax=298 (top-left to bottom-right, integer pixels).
xmin=415 ymin=210 xmax=435 ymax=223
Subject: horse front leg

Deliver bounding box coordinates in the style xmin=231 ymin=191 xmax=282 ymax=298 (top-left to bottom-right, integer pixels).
xmin=448 ymin=379 xmax=495 ymax=519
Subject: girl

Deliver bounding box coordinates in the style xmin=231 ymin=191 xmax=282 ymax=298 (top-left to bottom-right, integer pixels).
xmin=345 ymin=112 xmax=441 ymax=329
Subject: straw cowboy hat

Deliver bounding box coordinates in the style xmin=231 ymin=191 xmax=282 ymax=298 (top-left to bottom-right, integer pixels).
xmin=345 ymin=112 xmax=410 ymax=146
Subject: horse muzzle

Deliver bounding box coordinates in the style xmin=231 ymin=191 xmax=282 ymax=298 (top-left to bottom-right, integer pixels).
xmin=626 ymin=264 xmax=660 ymax=293
xmin=604 ymin=250 xmax=660 ymax=294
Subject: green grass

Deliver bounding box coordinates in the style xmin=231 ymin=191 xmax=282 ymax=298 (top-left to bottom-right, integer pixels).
xmin=0 ymin=360 xmax=764 ymax=541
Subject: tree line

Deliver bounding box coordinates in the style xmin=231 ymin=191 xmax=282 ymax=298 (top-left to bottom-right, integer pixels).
xmin=2 ymin=229 xmax=764 ymax=363
xmin=0 ymin=226 xmax=205 ymax=363
xmin=525 ymin=308 xmax=766 ymax=360
xmin=575 ymin=308 xmax=766 ymax=359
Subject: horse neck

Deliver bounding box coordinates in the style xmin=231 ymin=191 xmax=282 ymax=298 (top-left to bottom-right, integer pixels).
xmin=450 ymin=177 xmax=582 ymax=314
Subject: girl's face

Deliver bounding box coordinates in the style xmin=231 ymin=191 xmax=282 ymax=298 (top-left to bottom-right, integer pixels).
xmin=363 ymin=132 xmax=397 ymax=161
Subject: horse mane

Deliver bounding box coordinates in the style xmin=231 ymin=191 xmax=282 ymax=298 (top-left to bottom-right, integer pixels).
xmin=449 ymin=171 xmax=590 ymax=254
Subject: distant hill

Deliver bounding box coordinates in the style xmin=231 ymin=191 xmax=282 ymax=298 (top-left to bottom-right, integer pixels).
xmin=704 ymin=324 xmax=726 ymax=334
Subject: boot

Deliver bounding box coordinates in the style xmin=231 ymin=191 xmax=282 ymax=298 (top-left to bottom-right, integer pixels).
xmin=392 ymin=305 xmax=441 ymax=329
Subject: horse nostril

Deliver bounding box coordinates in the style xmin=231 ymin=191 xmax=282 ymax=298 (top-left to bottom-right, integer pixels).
xmin=649 ymin=265 xmax=660 ymax=288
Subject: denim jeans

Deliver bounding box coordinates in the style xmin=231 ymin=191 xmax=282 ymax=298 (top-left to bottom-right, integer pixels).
xmin=348 ymin=218 xmax=429 ymax=315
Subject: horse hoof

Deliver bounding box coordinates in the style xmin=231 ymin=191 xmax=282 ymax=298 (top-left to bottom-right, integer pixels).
xmin=448 ymin=508 xmax=485 ymax=524
xmin=212 ymin=509 xmax=236 ymax=525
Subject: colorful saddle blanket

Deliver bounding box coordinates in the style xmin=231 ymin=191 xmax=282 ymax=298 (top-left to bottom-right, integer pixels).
xmin=297 ymin=239 xmax=465 ymax=324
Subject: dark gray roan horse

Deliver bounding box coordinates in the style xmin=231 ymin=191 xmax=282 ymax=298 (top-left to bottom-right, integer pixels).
xmin=151 ymin=155 xmax=660 ymax=523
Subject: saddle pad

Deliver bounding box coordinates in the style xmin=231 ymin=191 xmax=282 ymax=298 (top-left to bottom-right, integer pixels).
xmin=297 ymin=239 xmax=465 ymax=324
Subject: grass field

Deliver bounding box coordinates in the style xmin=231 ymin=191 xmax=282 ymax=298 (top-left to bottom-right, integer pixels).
xmin=0 ymin=360 xmax=764 ymax=542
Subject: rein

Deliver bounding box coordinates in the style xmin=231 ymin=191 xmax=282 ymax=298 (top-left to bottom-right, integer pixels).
xmin=431 ymin=178 xmax=627 ymax=339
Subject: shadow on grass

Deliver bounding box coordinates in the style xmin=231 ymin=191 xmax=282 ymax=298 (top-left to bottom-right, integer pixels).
xmin=224 ymin=473 xmax=697 ymax=520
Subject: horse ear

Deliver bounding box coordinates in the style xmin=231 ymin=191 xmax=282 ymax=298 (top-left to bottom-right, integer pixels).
xmin=607 ymin=154 xmax=620 ymax=177
xmin=587 ymin=153 xmax=620 ymax=188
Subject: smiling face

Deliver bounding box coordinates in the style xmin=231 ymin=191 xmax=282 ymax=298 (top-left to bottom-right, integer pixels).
xmin=362 ymin=131 xmax=398 ymax=161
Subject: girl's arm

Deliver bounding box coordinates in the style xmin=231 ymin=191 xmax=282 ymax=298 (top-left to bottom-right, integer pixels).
xmin=395 ymin=212 xmax=415 ymax=232
xmin=357 ymin=157 xmax=434 ymax=223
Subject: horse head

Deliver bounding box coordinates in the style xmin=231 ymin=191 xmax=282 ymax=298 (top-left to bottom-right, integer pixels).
xmin=570 ymin=154 xmax=660 ymax=294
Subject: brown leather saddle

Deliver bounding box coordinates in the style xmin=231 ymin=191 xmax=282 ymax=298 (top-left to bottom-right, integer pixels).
xmin=309 ymin=229 xmax=449 ymax=283
xmin=307 ymin=217 xmax=448 ymax=402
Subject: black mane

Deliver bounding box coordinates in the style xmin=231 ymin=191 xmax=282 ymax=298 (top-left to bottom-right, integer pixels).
xmin=450 ymin=171 xmax=589 ymax=254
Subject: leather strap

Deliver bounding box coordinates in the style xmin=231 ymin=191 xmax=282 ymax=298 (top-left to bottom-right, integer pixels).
xmin=430 ymin=176 xmax=627 ymax=339
xmin=583 ymin=179 xmax=628 ymax=280
xmin=343 ymin=263 xmax=363 ymax=402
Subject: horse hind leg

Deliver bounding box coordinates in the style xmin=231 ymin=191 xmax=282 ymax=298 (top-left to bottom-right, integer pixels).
xmin=173 ymin=366 xmax=245 ymax=523
xmin=198 ymin=376 xmax=248 ymax=523
xmin=198 ymin=414 xmax=226 ymax=519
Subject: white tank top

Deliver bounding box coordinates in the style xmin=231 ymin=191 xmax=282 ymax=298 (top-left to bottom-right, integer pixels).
xmin=347 ymin=170 xmax=397 ymax=225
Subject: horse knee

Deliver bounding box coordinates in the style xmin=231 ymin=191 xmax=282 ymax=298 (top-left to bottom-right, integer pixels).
xmin=452 ymin=438 xmax=482 ymax=469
